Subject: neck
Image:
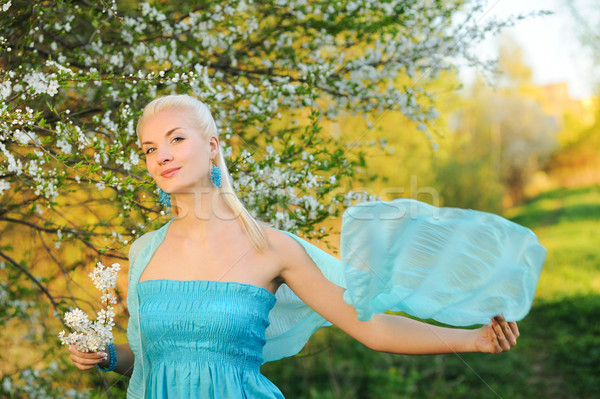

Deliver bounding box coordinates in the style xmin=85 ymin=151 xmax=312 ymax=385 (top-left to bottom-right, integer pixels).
xmin=168 ymin=187 xmax=237 ymax=242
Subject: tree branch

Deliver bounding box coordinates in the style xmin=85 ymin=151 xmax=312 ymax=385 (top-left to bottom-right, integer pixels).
xmin=0 ymin=249 xmax=61 ymax=316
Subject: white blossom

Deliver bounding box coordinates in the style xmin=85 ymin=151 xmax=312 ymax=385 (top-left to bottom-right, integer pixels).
xmin=58 ymin=262 xmax=120 ymax=352
xmin=0 ymin=81 xmax=11 ymax=99
xmin=22 ymin=71 xmax=60 ymax=97
xmin=89 ymin=261 xmax=120 ymax=291
xmin=56 ymin=138 xmax=72 ymax=154
xmin=12 ymin=129 xmax=31 ymax=144
xmin=64 ymin=308 xmax=91 ymax=331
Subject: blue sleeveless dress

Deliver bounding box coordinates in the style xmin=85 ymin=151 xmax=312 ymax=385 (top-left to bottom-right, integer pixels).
xmin=137 ymin=279 xmax=284 ymax=398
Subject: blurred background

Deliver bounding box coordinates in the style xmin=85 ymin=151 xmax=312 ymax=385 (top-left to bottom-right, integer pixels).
xmin=265 ymin=2 xmax=600 ymax=398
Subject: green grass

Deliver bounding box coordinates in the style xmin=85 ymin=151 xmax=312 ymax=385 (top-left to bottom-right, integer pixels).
xmin=263 ymin=185 xmax=600 ymax=398
xmin=508 ymin=185 xmax=600 ymax=300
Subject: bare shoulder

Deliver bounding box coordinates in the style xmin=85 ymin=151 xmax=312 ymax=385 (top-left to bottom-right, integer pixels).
xmin=263 ymin=227 xmax=295 ymax=254
xmin=263 ymin=227 xmax=315 ymax=271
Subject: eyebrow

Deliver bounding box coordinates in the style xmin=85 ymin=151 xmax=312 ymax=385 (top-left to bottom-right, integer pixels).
xmin=141 ymin=127 xmax=183 ymax=146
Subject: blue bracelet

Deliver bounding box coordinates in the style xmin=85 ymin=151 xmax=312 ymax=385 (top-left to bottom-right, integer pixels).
xmin=96 ymin=342 xmax=117 ymax=373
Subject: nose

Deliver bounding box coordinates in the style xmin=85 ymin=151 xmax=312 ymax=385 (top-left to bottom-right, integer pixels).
xmin=156 ymin=146 xmax=173 ymax=165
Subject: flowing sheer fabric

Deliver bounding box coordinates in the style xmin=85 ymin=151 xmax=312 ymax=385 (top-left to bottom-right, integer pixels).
xmin=264 ymin=199 xmax=546 ymax=361
xmin=339 ymin=199 xmax=546 ymax=325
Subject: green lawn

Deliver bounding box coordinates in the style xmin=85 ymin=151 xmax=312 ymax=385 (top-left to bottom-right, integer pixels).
xmin=262 ymin=185 xmax=600 ymax=398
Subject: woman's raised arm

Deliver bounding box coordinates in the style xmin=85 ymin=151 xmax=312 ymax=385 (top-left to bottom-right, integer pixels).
xmin=275 ymin=230 xmax=519 ymax=355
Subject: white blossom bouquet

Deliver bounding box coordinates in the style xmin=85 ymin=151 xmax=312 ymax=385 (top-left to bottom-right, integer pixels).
xmin=58 ymin=262 xmax=120 ymax=352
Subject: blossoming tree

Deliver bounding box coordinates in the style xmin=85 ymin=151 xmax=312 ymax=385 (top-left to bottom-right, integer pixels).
xmin=0 ymin=0 xmax=519 ymax=396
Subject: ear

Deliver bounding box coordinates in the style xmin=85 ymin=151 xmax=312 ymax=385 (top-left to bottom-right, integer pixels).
xmin=209 ymin=136 xmax=220 ymax=158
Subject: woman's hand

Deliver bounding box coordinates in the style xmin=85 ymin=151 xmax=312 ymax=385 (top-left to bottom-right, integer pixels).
xmin=474 ymin=314 xmax=520 ymax=353
xmin=68 ymin=346 xmax=109 ymax=370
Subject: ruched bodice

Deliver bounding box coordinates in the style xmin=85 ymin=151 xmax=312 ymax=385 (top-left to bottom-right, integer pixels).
xmin=137 ymin=279 xmax=284 ymax=398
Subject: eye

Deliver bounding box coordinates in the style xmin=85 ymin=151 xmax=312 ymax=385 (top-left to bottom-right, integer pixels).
xmin=172 ymin=136 xmax=184 ymax=143
xmin=145 ymin=147 xmax=155 ymax=155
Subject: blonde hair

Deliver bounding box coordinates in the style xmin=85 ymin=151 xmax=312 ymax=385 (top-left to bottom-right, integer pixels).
xmin=137 ymin=94 xmax=268 ymax=251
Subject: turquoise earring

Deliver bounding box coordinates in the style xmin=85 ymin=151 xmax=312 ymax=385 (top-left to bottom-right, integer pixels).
xmin=158 ymin=188 xmax=171 ymax=208
xmin=210 ymin=160 xmax=222 ymax=188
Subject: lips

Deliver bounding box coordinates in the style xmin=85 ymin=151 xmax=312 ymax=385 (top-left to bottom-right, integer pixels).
xmin=161 ymin=167 xmax=181 ymax=178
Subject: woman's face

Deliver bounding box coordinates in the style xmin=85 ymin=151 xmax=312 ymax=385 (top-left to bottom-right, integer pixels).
xmin=139 ymin=108 xmax=218 ymax=195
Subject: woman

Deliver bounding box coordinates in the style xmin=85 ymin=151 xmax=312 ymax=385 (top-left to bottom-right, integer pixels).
xmin=68 ymin=95 xmax=527 ymax=398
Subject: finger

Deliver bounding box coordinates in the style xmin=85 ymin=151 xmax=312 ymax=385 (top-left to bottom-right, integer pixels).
xmin=508 ymin=321 xmax=520 ymax=339
xmin=491 ymin=317 xmax=508 ymax=352
xmin=69 ymin=346 xmax=107 ymax=360
xmin=68 ymin=346 xmax=90 ymax=356
xmin=69 ymin=349 xmax=107 ymax=367
xmin=70 ymin=352 xmax=102 ymax=366
xmin=494 ymin=316 xmax=511 ymax=350
xmin=488 ymin=321 xmax=501 ymax=353
xmin=75 ymin=362 xmax=95 ymax=371
xmin=495 ymin=315 xmax=517 ymax=347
